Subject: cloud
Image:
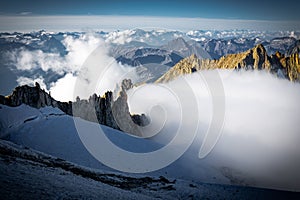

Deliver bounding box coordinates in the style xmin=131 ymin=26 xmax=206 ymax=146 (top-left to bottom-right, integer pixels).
xmin=49 ymin=57 xmax=137 ymax=101
xmin=126 ymin=70 xmax=300 ymax=191
xmin=49 ymin=73 xmax=77 ymax=102
xmin=16 ymin=76 xmax=47 ymax=91
xmin=19 ymin=12 xmax=32 ymax=16
xmin=62 ymin=33 xmax=106 ymax=71
xmin=10 ymin=33 xmax=104 ymax=74
xmin=105 ymin=29 xmax=133 ymax=44
xmin=8 ymin=33 xmax=138 ymax=101
xmin=11 ymin=49 xmax=66 ymax=74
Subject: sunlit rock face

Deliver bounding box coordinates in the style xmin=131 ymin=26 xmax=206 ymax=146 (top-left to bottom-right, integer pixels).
xmin=156 ymin=44 xmax=300 ymax=83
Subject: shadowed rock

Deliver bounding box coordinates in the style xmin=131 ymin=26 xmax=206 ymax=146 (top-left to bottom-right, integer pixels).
xmin=0 ymin=81 xmax=149 ymax=136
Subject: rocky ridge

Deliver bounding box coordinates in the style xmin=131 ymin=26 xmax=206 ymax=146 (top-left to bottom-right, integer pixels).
xmin=0 ymin=81 xmax=148 ymax=136
xmin=156 ymin=44 xmax=300 ymax=83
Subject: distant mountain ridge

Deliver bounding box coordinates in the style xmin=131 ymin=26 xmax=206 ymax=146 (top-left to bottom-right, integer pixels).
xmin=156 ymin=44 xmax=300 ymax=83
xmin=198 ymin=37 xmax=298 ymax=59
xmin=161 ymin=37 xmax=211 ymax=59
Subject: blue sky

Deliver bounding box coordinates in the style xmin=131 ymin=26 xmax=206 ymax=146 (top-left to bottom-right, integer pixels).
xmin=1 ymin=0 xmax=300 ymax=20
xmin=0 ymin=0 xmax=299 ymax=31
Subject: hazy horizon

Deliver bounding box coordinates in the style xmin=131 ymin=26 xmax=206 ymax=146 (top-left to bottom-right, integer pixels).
xmin=0 ymin=15 xmax=300 ymax=32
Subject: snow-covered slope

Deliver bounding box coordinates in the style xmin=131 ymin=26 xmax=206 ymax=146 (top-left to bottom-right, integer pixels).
xmin=0 ymin=104 xmax=225 ymax=183
xmin=1 ymin=101 xmax=300 ymax=194
xmin=0 ymin=139 xmax=156 ymax=199
xmin=1 ymin=136 xmax=300 ymax=199
xmin=0 ymin=104 xmax=162 ymax=170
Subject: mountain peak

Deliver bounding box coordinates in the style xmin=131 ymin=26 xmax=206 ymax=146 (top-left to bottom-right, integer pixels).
xmin=155 ymin=53 xmax=201 ymax=83
xmin=173 ymin=37 xmax=187 ymax=42
xmin=252 ymin=44 xmax=267 ymax=55
xmin=189 ymin=53 xmax=198 ymax=60
xmin=254 ymin=43 xmax=265 ymax=50
xmin=164 ymin=37 xmax=189 ymax=48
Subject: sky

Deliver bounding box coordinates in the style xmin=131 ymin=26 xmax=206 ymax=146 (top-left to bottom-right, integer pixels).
xmin=1 ymin=0 xmax=300 ymax=20
xmin=0 ymin=0 xmax=299 ymax=31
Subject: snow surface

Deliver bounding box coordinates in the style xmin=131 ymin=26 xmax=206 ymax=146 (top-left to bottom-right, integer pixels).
xmin=1 ymin=139 xmax=299 ymax=199
xmin=0 ymin=104 xmax=227 ymax=184
xmin=1 ymin=103 xmax=300 ymax=194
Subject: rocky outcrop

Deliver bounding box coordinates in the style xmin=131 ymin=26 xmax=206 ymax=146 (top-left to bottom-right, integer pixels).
xmin=155 ymin=54 xmax=201 ymax=83
xmin=112 ymin=90 xmax=143 ymax=136
xmin=0 ymin=82 xmax=73 ymax=115
xmin=72 ymin=91 xmax=119 ymax=130
xmin=156 ymin=44 xmax=300 ymax=83
xmin=112 ymin=79 xmax=149 ymax=136
xmin=0 ymin=81 xmax=149 ymax=136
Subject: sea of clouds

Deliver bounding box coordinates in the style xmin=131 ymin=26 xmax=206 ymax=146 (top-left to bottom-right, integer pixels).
xmin=126 ymin=70 xmax=300 ymax=191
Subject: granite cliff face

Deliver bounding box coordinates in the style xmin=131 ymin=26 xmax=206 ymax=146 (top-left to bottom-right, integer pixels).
xmin=156 ymin=44 xmax=300 ymax=83
xmin=0 ymin=81 xmax=148 ymax=136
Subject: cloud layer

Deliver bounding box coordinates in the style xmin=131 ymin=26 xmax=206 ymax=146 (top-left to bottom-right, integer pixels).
xmin=126 ymin=70 xmax=300 ymax=191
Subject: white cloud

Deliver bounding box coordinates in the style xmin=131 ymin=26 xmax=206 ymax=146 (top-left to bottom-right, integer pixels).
xmin=105 ymin=29 xmax=133 ymax=44
xmin=48 ymin=56 xmax=137 ymax=101
xmin=19 ymin=12 xmax=32 ymax=16
xmin=8 ymin=33 xmax=138 ymax=101
xmin=10 ymin=33 xmax=105 ymax=74
xmin=49 ymin=73 xmax=77 ymax=102
xmin=12 ymin=49 xmax=66 ymax=74
xmin=126 ymin=70 xmax=300 ymax=191
xmin=16 ymin=76 xmax=47 ymax=91
xmin=62 ymin=33 xmax=106 ymax=71
xmin=66 ymin=45 xmax=137 ymax=100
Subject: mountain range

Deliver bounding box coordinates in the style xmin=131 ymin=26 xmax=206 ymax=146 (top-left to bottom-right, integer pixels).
xmin=1 ymin=43 xmax=299 ymax=134
xmin=1 ymin=30 xmax=300 ymax=95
